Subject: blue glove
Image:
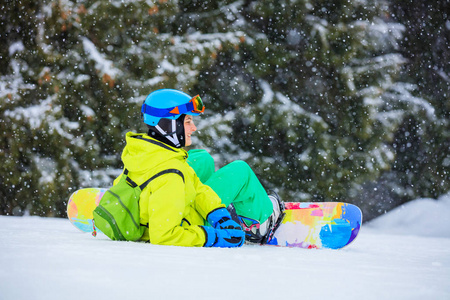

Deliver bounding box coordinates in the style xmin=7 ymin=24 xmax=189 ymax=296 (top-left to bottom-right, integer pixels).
xmin=202 ymin=225 xmax=245 ymax=248
xmin=207 ymin=208 xmax=242 ymax=230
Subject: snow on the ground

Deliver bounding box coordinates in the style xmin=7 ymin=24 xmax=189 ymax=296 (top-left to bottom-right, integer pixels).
xmin=365 ymin=192 xmax=450 ymax=238
xmin=1 ymin=193 xmax=450 ymax=300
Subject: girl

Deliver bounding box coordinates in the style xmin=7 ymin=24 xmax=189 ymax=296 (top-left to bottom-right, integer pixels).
xmin=115 ymin=89 xmax=284 ymax=247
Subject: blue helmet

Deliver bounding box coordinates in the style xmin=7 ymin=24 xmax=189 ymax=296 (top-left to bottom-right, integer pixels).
xmin=141 ymin=89 xmax=205 ymax=148
xmin=141 ymin=89 xmax=204 ymax=126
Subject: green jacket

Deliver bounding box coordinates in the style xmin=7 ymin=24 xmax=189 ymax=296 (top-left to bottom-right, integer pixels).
xmin=114 ymin=132 xmax=224 ymax=247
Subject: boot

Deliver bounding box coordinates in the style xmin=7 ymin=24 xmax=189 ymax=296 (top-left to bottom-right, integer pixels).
xmin=239 ymin=190 xmax=286 ymax=244
xmin=261 ymin=190 xmax=285 ymax=244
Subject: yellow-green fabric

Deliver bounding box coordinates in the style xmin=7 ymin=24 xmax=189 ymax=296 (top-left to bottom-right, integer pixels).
xmin=187 ymin=150 xmax=273 ymax=223
xmin=114 ymin=132 xmax=225 ymax=247
xmin=186 ymin=149 xmax=215 ymax=183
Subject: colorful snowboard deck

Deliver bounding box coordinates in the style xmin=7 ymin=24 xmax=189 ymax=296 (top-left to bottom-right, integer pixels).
xmin=67 ymin=188 xmax=362 ymax=249
xmin=269 ymin=202 xmax=362 ymax=249
xmin=67 ymin=187 xmax=107 ymax=233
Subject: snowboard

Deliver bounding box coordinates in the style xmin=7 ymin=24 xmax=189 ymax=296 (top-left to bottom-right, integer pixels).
xmin=67 ymin=188 xmax=107 ymax=234
xmin=67 ymin=188 xmax=362 ymax=249
xmin=268 ymin=202 xmax=362 ymax=249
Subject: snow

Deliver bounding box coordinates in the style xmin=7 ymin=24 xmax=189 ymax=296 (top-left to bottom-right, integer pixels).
xmin=366 ymin=193 xmax=450 ymax=238
xmin=384 ymin=83 xmax=436 ymax=119
xmin=82 ymin=37 xmax=122 ymax=78
xmin=1 ymin=194 xmax=450 ymax=300
xmin=0 ymin=59 xmax=35 ymax=99
xmin=8 ymin=41 xmax=25 ymax=56
xmin=5 ymin=96 xmax=54 ymax=129
xmin=258 ymin=80 xmax=328 ymax=129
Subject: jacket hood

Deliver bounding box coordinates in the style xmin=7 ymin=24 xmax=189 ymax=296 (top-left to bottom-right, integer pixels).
xmin=121 ymin=132 xmax=187 ymax=174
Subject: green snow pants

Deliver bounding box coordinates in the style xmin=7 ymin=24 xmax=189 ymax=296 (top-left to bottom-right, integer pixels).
xmin=187 ymin=149 xmax=273 ymax=223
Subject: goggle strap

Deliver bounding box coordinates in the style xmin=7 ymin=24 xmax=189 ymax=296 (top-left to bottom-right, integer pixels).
xmin=142 ymin=102 xmax=196 ymax=118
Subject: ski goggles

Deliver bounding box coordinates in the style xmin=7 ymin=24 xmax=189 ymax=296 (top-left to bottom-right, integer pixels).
xmin=188 ymin=95 xmax=205 ymax=114
xmin=141 ymin=94 xmax=205 ymax=118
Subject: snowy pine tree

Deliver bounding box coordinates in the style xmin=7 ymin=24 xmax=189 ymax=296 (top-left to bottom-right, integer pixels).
xmin=388 ymin=0 xmax=449 ymax=200
xmin=0 ymin=0 xmax=447 ymax=219
xmin=0 ymin=0 xmax=244 ymax=216
xmin=191 ymin=1 xmax=411 ymax=208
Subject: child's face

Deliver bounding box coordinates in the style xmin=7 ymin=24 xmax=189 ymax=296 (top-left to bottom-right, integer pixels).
xmin=184 ymin=115 xmax=197 ymax=146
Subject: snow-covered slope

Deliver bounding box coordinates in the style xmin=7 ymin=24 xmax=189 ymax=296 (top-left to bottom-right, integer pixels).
xmin=366 ymin=192 xmax=450 ymax=238
xmin=1 ymin=194 xmax=449 ymax=300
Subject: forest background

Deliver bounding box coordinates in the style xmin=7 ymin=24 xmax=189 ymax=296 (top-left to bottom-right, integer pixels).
xmin=0 ymin=0 xmax=448 ymax=221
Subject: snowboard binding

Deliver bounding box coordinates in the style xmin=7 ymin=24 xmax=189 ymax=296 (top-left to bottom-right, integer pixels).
xmin=227 ymin=190 xmax=286 ymax=245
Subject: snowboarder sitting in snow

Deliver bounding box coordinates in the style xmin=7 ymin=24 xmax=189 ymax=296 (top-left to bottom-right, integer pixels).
xmin=114 ymin=89 xmax=284 ymax=247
